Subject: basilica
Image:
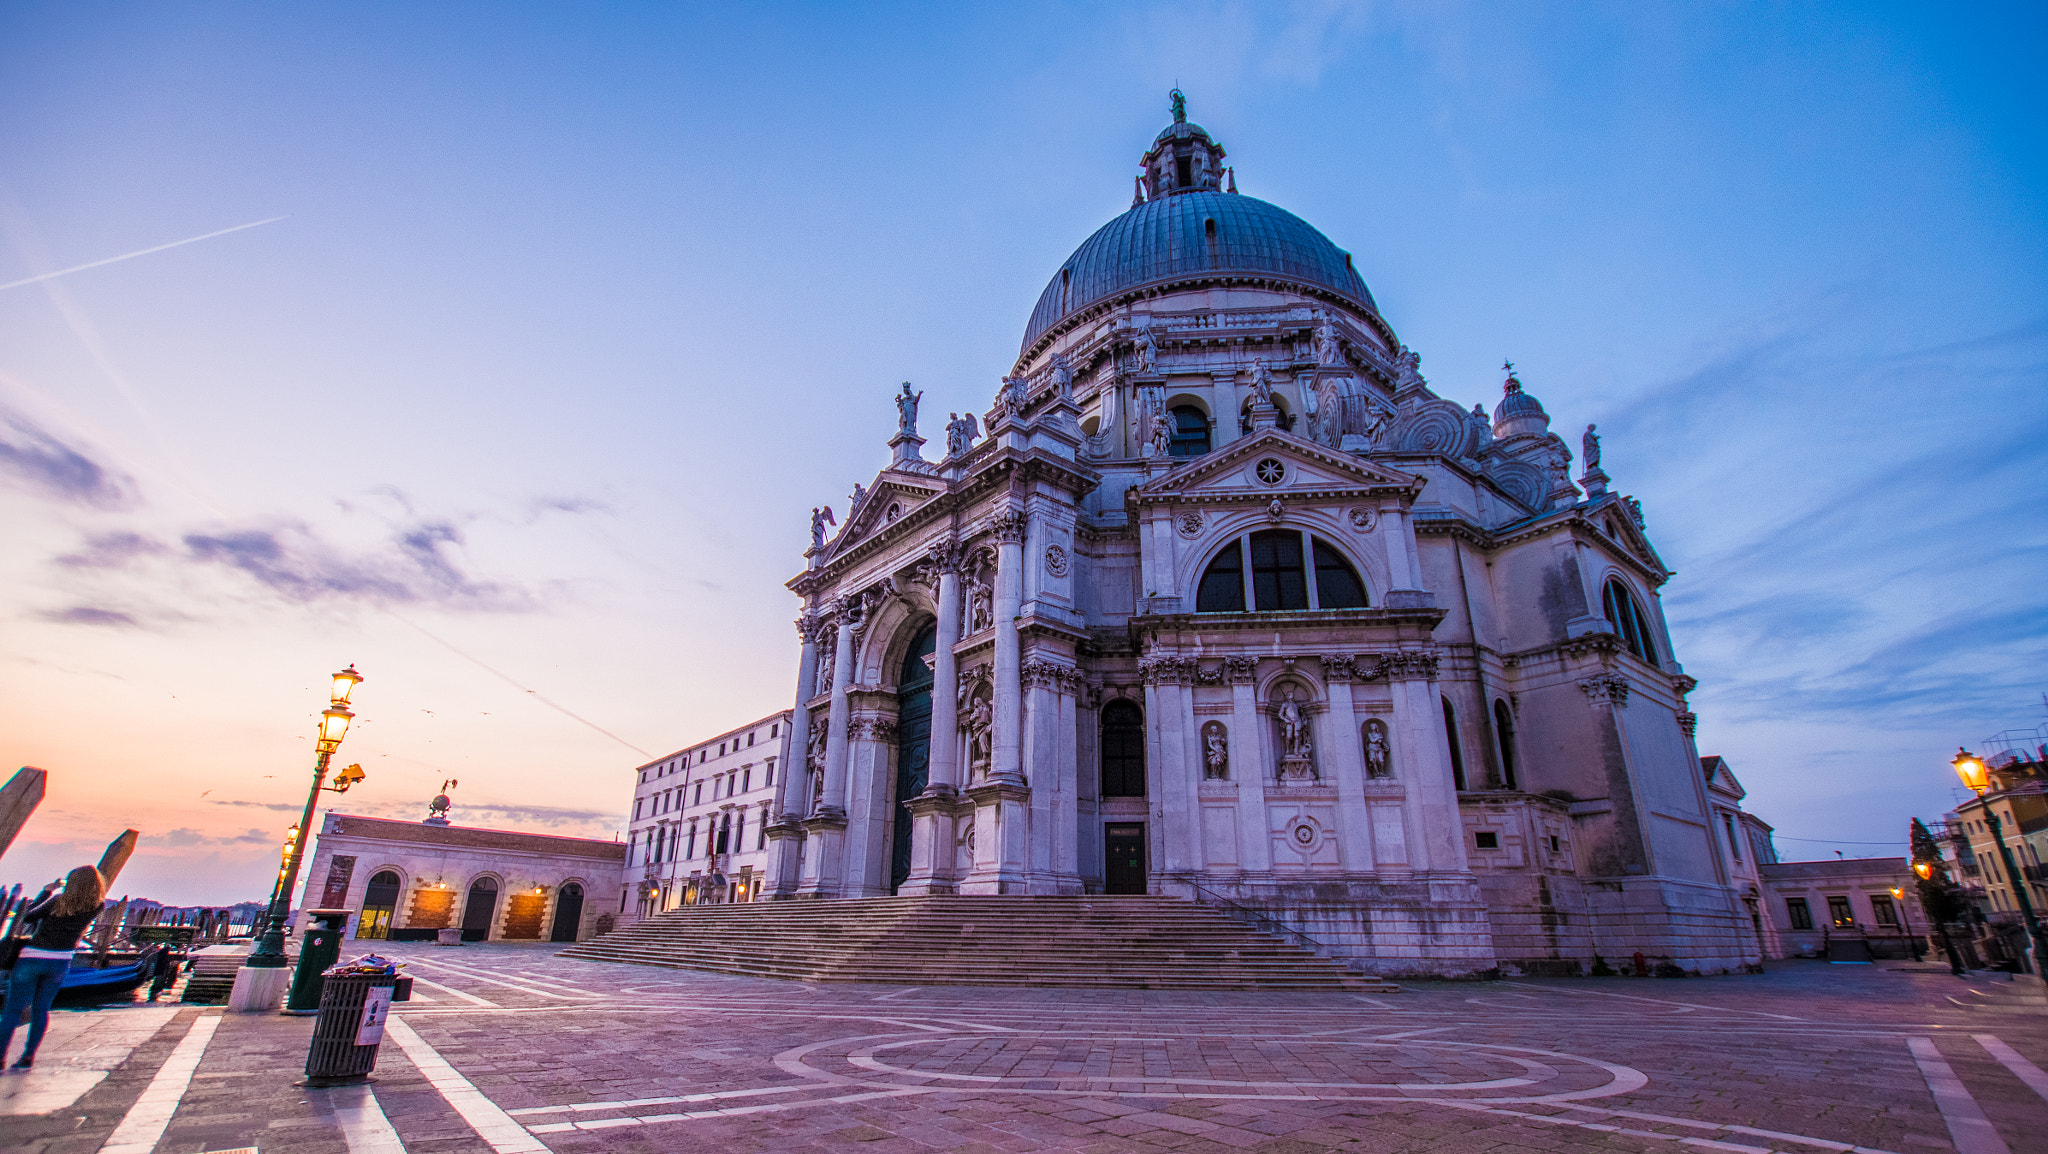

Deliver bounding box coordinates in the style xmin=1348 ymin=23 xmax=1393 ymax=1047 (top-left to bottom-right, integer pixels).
xmin=757 ymin=96 xmax=1751 ymax=977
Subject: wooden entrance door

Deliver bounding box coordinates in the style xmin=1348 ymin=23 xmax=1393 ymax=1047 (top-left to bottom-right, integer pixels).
xmin=549 ymin=883 xmax=585 ymax=942
xmin=1104 ymin=823 xmax=1147 ymax=894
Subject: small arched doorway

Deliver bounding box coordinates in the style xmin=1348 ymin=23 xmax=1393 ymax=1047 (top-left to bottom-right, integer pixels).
xmin=549 ymin=882 xmax=586 ymax=942
xmin=357 ymin=870 xmax=400 ymax=939
xmin=461 ymin=877 xmax=499 ymax=941
xmin=891 ymin=622 xmax=937 ymax=893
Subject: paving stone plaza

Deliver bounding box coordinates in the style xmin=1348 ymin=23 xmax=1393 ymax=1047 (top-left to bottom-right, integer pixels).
xmin=4 ymin=944 xmax=2047 ymax=1154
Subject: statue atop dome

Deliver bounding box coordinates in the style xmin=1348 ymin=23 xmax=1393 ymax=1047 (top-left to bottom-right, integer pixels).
xmin=1170 ymin=87 xmax=1187 ymax=125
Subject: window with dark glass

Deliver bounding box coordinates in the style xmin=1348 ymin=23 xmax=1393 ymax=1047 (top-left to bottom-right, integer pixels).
xmin=1826 ymin=895 xmax=1854 ymax=926
xmin=1196 ymin=540 xmax=1245 ymax=612
xmin=1101 ymin=700 xmax=1146 ymax=797
xmin=1870 ymin=895 xmax=1898 ymax=926
xmin=1168 ymin=406 xmax=1210 ymax=457
xmin=1311 ymin=539 xmax=1367 ymax=608
xmin=1492 ymin=699 xmax=1518 ymax=790
xmin=1474 ymin=831 xmax=1498 ymax=849
xmin=1250 ymin=531 xmax=1308 ymax=610
xmin=1443 ymin=697 xmax=1468 ymax=791
xmin=1786 ymin=897 xmax=1813 ymax=930
xmin=1603 ymin=579 xmax=1659 ymax=664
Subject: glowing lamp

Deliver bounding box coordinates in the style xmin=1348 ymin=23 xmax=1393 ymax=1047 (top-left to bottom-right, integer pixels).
xmin=318 ymin=706 xmax=353 ymax=750
xmin=330 ymin=665 xmax=364 ymax=707
xmin=330 ymin=762 xmax=365 ymax=792
xmin=1913 ymin=861 xmax=1934 ymax=880
xmin=1951 ymin=748 xmax=1990 ymax=795
xmin=1890 ymin=886 xmax=1904 ymax=900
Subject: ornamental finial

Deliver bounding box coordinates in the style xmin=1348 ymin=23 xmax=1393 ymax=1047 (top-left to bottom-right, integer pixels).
xmin=1170 ymin=88 xmax=1187 ymax=124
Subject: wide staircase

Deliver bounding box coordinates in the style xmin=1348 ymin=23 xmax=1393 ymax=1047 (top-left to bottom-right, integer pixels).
xmin=560 ymin=895 xmax=1394 ymax=990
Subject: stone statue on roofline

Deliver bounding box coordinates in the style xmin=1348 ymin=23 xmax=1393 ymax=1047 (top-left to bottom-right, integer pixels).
xmin=1582 ymin=424 xmax=1601 ymax=470
xmin=809 ymin=506 xmax=836 ymax=551
xmin=1316 ymin=317 xmax=1343 ymax=368
xmin=896 ymin=382 xmax=922 ymax=437
xmin=1133 ymin=321 xmax=1158 ymax=375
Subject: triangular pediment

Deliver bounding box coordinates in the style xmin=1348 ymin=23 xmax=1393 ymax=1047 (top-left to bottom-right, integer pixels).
xmin=1135 ymin=429 xmax=1424 ymax=504
xmin=1702 ymin=756 xmax=1747 ymax=801
xmin=824 ymin=471 xmax=945 ymax=559
xmin=1585 ymin=495 xmax=1667 ymax=574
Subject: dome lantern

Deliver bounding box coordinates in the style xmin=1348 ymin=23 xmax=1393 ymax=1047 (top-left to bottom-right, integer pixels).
xmin=1492 ymin=360 xmax=1552 ymax=439
xmin=1139 ymin=89 xmax=1228 ymax=200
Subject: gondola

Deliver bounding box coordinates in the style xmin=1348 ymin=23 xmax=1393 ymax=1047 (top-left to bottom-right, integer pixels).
xmin=52 ymin=945 xmax=164 ymax=1006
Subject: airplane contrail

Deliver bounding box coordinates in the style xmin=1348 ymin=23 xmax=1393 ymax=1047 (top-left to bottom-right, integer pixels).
xmin=0 ymin=215 xmax=291 ymax=292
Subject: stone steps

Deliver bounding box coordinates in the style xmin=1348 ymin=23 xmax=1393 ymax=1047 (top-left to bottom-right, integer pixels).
xmin=561 ymin=895 xmax=1394 ymax=990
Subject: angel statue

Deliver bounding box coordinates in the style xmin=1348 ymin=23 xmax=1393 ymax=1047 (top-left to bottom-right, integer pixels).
xmin=895 ymin=382 xmax=922 ymax=437
xmin=997 ymin=374 xmax=1028 ymax=416
xmin=946 ymin=410 xmax=981 ymax=457
xmin=809 ymin=506 xmax=836 ymax=551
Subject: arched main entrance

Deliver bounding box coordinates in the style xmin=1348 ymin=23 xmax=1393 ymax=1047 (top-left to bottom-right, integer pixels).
xmin=461 ymin=877 xmax=499 ymax=941
xmin=357 ymin=870 xmax=400 ymax=939
xmin=891 ymin=623 xmax=937 ymax=893
xmin=549 ymin=882 xmax=585 ymax=942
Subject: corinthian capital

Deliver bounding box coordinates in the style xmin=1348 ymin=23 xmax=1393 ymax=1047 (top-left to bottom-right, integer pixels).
xmin=1580 ymin=673 xmax=1631 ymax=707
xmin=990 ymin=505 xmax=1027 ymax=544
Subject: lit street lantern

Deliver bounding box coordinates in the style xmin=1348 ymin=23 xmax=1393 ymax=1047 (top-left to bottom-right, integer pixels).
xmin=245 ymin=667 xmax=367 ymax=978
xmin=1949 ymin=747 xmax=2048 ymax=987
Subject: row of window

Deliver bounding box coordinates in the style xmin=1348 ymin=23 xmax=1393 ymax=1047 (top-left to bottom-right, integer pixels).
xmin=640 ymin=722 xmax=782 ymax=784
xmin=635 ymin=761 xmax=775 ymax=821
xmin=1156 ymin=402 xmax=1303 ymax=459
xmin=634 ymin=806 xmax=769 ymax=865
xmin=1785 ymin=894 xmax=1903 ymax=931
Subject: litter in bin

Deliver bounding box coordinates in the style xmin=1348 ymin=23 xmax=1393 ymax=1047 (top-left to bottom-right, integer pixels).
xmin=324 ymin=953 xmax=403 ymax=977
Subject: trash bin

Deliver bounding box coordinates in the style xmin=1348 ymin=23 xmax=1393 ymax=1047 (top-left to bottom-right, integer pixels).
xmin=285 ymin=909 xmax=353 ymax=1015
xmin=301 ymin=970 xmax=400 ymax=1086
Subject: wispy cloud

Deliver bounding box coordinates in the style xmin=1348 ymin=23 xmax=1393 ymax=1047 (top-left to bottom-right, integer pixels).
xmin=0 ymin=406 xmax=133 ymax=507
xmin=56 ymin=531 xmax=167 ymax=569
xmin=182 ymin=519 xmax=534 ymax=611
xmin=39 ymin=605 xmax=139 ymax=627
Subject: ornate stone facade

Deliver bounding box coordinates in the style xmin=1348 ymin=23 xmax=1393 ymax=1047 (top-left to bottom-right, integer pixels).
xmin=761 ymin=98 xmax=1750 ymax=978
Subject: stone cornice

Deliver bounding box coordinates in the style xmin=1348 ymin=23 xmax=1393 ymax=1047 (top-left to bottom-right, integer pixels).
xmin=1415 ymin=506 xmax=1669 ymax=586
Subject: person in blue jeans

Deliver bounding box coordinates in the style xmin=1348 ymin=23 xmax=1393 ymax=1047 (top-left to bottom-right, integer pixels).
xmin=3 ymin=865 xmax=106 ymax=1069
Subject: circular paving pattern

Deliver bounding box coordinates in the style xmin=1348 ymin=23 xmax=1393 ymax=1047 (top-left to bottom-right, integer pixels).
xmin=780 ymin=1030 xmax=1646 ymax=1104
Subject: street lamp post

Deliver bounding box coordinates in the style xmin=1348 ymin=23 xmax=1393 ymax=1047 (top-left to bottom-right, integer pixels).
xmin=1890 ymin=885 xmax=1924 ymax=962
xmin=246 ymin=667 xmax=364 ymax=970
xmin=1951 ymin=748 xmax=2048 ymax=988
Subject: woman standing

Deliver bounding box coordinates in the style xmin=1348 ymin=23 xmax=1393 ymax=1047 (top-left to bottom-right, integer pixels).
xmin=2 ymin=866 xmax=106 ymax=1069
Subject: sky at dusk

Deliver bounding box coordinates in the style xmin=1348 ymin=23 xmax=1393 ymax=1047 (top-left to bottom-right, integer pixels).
xmin=1 ymin=4 xmax=2042 ymax=906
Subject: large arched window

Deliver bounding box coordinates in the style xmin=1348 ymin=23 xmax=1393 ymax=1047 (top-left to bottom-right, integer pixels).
xmin=1602 ymin=578 xmax=1659 ymax=664
xmin=1101 ymin=699 xmax=1146 ymax=797
xmin=1168 ymin=406 xmax=1210 ymax=457
xmin=1195 ymin=531 xmax=1369 ymax=612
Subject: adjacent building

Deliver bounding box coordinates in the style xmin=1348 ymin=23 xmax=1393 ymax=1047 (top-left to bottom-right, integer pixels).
xmin=303 ymin=811 xmax=626 ymax=943
xmin=624 ymin=709 xmax=794 ymax=917
xmin=1702 ymin=757 xmax=1783 ymax=960
xmin=1757 ymin=857 xmax=1925 ymax=959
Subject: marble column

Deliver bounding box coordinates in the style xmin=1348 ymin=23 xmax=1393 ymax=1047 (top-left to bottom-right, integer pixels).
xmin=1319 ymin=656 xmax=1374 ymax=872
xmin=766 ymin=611 xmax=820 ymax=898
xmin=798 ymin=603 xmax=857 ymax=897
xmin=1226 ymin=656 xmax=1273 ymax=873
xmin=903 ymin=548 xmax=963 ymax=895
xmin=1388 ymin=653 xmax=1461 ymax=874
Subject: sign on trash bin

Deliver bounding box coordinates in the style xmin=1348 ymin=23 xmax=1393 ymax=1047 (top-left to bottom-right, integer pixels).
xmin=355 ymin=987 xmax=393 ymax=1046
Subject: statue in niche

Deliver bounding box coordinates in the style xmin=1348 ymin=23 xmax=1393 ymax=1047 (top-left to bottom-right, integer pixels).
xmin=1273 ymin=687 xmax=1317 ymax=783
xmin=896 ymin=382 xmax=922 ymax=437
xmin=1582 ymin=423 xmax=1600 ymax=469
xmin=1363 ymin=718 xmax=1391 ymax=779
xmin=1133 ymin=322 xmax=1158 ymax=375
xmin=1250 ymin=359 xmax=1275 ymax=406
xmin=964 ymin=692 xmax=993 ymax=771
xmin=1202 ymin=722 xmax=1229 ymax=780
xmin=965 ymin=555 xmax=994 ymax=633
xmin=1315 ymin=318 xmax=1343 ymax=367
xmin=809 ymin=506 xmax=836 ymax=551
xmin=1148 ymin=391 xmax=1172 ymax=456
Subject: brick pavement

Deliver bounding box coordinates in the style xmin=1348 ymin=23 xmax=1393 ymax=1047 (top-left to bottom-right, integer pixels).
xmin=1 ymin=946 xmax=2044 ymax=1153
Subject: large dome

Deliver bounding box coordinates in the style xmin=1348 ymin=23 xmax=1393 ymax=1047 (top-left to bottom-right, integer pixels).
xmin=1019 ymin=190 xmax=1379 ymax=359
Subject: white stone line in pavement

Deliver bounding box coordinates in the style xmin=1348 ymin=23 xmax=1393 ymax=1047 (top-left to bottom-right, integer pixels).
xmin=509 ymin=969 xmax=601 ymax=996
xmin=523 ymin=1088 xmax=930 ymax=1135
xmin=1499 ymin=981 xmax=1806 ymax=1022
xmin=1973 ymin=1034 xmax=2048 ymax=1103
xmin=1907 ymin=1036 xmax=2011 ymax=1154
xmin=1540 ymin=1101 xmax=1909 ymax=1154
xmin=508 ymin=1084 xmax=816 ymax=1116
xmin=403 ymin=958 xmax=592 ymax=1001
xmin=384 ymin=1016 xmax=549 ymax=1153
xmin=319 ymin=1081 xmax=409 ymax=1154
xmin=98 ymin=1011 xmax=222 ymax=1154
xmin=403 ymin=973 xmax=499 ymax=1007
xmin=427 ymin=958 xmax=599 ymax=998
